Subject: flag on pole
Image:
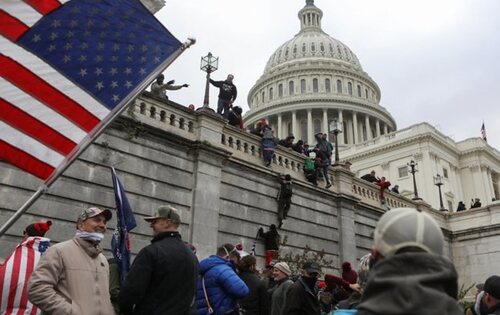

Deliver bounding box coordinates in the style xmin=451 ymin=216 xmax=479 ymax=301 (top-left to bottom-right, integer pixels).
xmin=0 ymin=237 xmax=50 ymax=315
xmin=1 ymin=0 xmax=185 ymax=183
xmin=481 ymin=122 xmax=487 ymax=142
xmin=110 ymin=167 xmax=137 ymax=284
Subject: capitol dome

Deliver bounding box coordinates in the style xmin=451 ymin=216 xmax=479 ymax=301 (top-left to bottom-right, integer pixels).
xmin=244 ymin=0 xmax=397 ymax=147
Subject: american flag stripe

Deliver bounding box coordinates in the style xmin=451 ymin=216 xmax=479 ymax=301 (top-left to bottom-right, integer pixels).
xmin=0 ymin=140 xmax=55 ymax=180
xmin=1 ymin=54 xmax=100 ymax=131
xmin=0 ymin=36 xmax=109 ymax=120
xmin=24 ymin=0 xmax=61 ymax=15
xmin=1 ymin=78 xmax=85 ymax=144
xmin=0 ymin=10 xmax=29 ymax=41
xmin=2 ymin=2 xmax=42 ymax=27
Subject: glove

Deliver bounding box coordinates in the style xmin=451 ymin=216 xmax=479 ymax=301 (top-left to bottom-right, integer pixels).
xmin=166 ymin=80 xmax=175 ymax=85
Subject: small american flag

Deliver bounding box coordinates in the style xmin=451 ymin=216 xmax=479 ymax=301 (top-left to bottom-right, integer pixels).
xmin=1 ymin=0 xmax=184 ymax=182
xmin=0 ymin=237 xmax=50 ymax=314
xmin=481 ymin=122 xmax=487 ymax=142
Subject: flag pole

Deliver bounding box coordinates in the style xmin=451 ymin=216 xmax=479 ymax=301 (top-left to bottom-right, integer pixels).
xmin=0 ymin=38 xmax=196 ymax=238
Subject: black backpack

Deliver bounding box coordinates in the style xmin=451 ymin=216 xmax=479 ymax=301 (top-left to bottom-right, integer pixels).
xmin=281 ymin=181 xmax=292 ymax=198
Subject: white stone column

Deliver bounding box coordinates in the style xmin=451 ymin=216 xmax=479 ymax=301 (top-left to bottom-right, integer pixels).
xmin=338 ymin=110 xmax=345 ymax=144
xmin=307 ymin=109 xmax=313 ymax=145
xmin=353 ymin=112 xmax=358 ymax=144
xmin=365 ymin=115 xmax=372 ymax=141
xmin=277 ymin=113 xmax=282 ymax=139
xmin=383 ymin=124 xmax=388 ymax=134
xmin=322 ymin=109 xmax=328 ymax=134
xmin=292 ymin=111 xmax=297 ymax=138
xmin=375 ymin=119 xmax=381 ymax=137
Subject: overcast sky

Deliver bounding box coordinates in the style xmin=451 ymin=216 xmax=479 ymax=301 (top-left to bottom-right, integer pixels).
xmin=155 ymin=0 xmax=500 ymax=151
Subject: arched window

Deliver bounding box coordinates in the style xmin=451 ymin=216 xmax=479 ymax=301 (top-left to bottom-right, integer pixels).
xmin=348 ymin=82 xmax=353 ymax=95
xmin=320 ymin=43 xmax=325 ymax=52
xmin=336 ymin=80 xmax=342 ymax=93
xmin=311 ymin=43 xmax=315 ymax=52
xmin=293 ymin=45 xmax=297 ymax=54
xmin=289 ymin=81 xmax=294 ymax=95
xmin=300 ymin=79 xmax=306 ymax=94
xmin=262 ymin=91 xmax=265 ymax=102
xmin=302 ymin=43 xmax=306 ymax=53
xmin=325 ymin=78 xmax=331 ymax=93
xmin=357 ymin=85 xmax=361 ymax=97
xmin=278 ymin=83 xmax=283 ymax=97
xmin=365 ymin=89 xmax=369 ymax=99
xmin=269 ymin=87 xmax=273 ymax=100
xmin=313 ymin=78 xmax=318 ymax=93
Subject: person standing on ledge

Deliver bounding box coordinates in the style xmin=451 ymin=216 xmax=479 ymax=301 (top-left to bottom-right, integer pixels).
xmin=151 ymin=74 xmax=189 ymax=100
xmin=209 ymin=74 xmax=237 ymax=118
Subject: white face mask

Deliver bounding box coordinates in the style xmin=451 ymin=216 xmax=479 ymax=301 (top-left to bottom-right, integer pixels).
xmin=75 ymin=230 xmax=104 ymax=242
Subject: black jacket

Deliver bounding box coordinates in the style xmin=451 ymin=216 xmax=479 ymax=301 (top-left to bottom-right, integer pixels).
xmin=238 ymin=270 xmax=270 ymax=315
xmin=357 ymin=252 xmax=463 ymax=315
xmin=258 ymin=227 xmax=280 ymax=251
xmin=283 ymin=277 xmax=320 ymax=315
xmin=209 ymin=79 xmax=237 ymax=101
xmin=119 ymin=231 xmax=199 ymax=315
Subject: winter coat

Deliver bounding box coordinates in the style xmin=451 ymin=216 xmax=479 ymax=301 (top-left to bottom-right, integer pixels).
xmin=209 ymin=79 xmax=237 ymax=102
xmin=28 ymin=238 xmax=115 ymax=315
xmin=283 ymin=277 xmax=320 ymax=315
xmin=119 ymin=231 xmax=199 ymax=315
xmin=258 ymin=228 xmax=280 ymax=251
xmin=356 ymin=252 xmax=463 ymax=315
xmin=270 ymin=277 xmax=293 ymax=315
xmin=341 ymin=262 xmax=358 ymax=284
xmin=196 ymin=255 xmax=249 ymax=315
xmin=238 ymin=270 xmax=269 ymax=315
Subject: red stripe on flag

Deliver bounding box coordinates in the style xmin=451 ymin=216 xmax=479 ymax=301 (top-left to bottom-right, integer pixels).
xmin=0 ymin=140 xmax=54 ymax=180
xmin=0 ymin=10 xmax=29 ymax=42
xmin=23 ymin=0 xmax=61 ymax=15
xmin=6 ymin=246 xmax=23 ymax=313
xmin=0 ymin=55 xmax=100 ymax=132
xmin=17 ymin=239 xmax=36 ymax=314
xmin=0 ymin=98 xmax=76 ymax=155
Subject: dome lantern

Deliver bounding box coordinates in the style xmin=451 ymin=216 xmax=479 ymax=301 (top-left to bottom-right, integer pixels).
xmin=299 ymin=0 xmax=323 ymax=32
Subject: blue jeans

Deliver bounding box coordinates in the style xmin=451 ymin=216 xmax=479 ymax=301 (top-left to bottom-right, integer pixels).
xmin=217 ymin=98 xmax=230 ymax=118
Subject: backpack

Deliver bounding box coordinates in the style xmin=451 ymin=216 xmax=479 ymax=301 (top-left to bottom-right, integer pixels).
xmin=318 ymin=140 xmax=332 ymax=158
xmin=304 ymin=158 xmax=316 ymax=172
xmin=281 ymin=181 xmax=292 ymax=198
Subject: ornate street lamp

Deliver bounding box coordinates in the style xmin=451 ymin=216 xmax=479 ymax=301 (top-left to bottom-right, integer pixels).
xmin=433 ymin=174 xmax=446 ymax=211
xmin=407 ymin=160 xmax=421 ymax=200
xmin=329 ymin=119 xmax=343 ymax=166
xmin=200 ymin=52 xmax=218 ymax=108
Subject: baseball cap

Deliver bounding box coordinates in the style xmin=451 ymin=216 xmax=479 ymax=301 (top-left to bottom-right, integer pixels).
xmin=303 ymin=260 xmax=321 ymax=274
xmin=373 ymin=207 xmax=444 ymax=257
xmin=77 ymin=207 xmax=112 ymax=223
xmin=484 ymin=275 xmax=500 ymax=299
xmin=144 ymin=205 xmax=181 ymax=224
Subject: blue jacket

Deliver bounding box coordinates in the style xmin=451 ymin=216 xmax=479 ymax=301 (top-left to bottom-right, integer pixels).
xmin=196 ymin=255 xmax=249 ymax=315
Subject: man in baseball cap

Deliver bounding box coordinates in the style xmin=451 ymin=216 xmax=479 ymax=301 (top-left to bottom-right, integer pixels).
xmin=356 ymin=208 xmax=462 ymax=315
xmin=283 ymin=260 xmax=322 ymax=314
xmin=466 ymin=275 xmax=500 ymax=315
xmin=29 ymin=207 xmax=114 ymax=314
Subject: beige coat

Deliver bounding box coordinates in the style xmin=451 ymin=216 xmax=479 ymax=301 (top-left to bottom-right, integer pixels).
xmin=28 ymin=238 xmax=115 ymax=315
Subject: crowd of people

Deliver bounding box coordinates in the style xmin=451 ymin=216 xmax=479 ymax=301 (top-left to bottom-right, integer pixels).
xmin=1 ymin=206 xmax=497 ymax=315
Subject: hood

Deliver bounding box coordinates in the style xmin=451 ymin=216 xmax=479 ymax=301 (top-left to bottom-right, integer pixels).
xmin=357 ymin=252 xmax=462 ymax=315
xmin=199 ymin=255 xmax=233 ymax=275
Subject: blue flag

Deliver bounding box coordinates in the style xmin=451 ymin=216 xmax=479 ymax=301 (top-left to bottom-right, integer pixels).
xmin=111 ymin=167 xmax=137 ymax=284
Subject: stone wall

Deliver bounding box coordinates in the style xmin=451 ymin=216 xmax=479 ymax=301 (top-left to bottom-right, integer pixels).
xmin=1 ymin=93 xmax=499 ymax=286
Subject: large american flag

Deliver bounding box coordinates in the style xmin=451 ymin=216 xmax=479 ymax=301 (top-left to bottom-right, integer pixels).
xmin=0 ymin=237 xmax=50 ymax=315
xmin=1 ymin=0 xmax=184 ymax=182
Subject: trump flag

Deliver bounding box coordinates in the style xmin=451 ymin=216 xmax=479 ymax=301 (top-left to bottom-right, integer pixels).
xmin=110 ymin=167 xmax=137 ymax=284
xmin=1 ymin=0 xmax=185 ymax=182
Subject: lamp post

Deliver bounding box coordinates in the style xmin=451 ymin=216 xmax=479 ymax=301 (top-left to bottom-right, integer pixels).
xmin=433 ymin=174 xmax=446 ymax=211
xmin=329 ymin=119 xmax=343 ymax=166
xmin=200 ymin=52 xmax=218 ymax=108
xmin=407 ymin=160 xmax=421 ymax=200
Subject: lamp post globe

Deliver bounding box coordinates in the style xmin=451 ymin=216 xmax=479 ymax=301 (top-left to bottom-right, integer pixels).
xmin=200 ymin=52 xmax=219 ymax=108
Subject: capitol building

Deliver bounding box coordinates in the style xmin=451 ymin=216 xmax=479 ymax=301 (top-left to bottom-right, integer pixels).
xmin=244 ymin=0 xmax=500 ymax=211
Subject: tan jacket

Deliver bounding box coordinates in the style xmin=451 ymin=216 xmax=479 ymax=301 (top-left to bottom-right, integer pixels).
xmin=28 ymin=238 xmax=115 ymax=315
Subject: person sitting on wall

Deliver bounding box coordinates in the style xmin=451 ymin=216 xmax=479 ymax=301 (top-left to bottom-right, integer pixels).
xmin=376 ymin=177 xmax=391 ymax=200
xmin=456 ymin=201 xmax=466 ymax=211
xmin=471 ymin=198 xmax=482 ymax=208
xmin=390 ymin=185 xmax=400 ymax=194
xmin=227 ymin=106 xmax=244 ymax=129
xmin=361 ymin=170 xmax=379 ymax=183
xmin=278 ymin=134 xmax=295 ymax=149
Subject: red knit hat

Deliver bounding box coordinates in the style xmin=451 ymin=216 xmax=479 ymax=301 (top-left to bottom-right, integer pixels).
xmin=24 ymin=220 xmax=52 ymax=237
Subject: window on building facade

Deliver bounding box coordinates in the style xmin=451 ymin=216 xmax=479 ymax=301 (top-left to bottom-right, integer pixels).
xmin=348 ymin=82 xmax=353 ymax=95
xmin=301 ymin=79 xmax=306 ymax=94
xmin=278 ymin=84 xmax=283 ymax=97
xmin=365 ymin=89 xmax=369 ymax=99
xmin=289 ymin=81 xmax=294 ymax=95
xmin=337 ymin=80 xmax=342 ymax=93
xmin=313 ymin=78 xmax=318 ymax=93
xmin=269 ymin=87 xmax=273 ymax=100
xmin=325 ymin=79 xmax=331 ymax=93
xmin=398 ymin=166 xmax=408 ymax=178
xmin=357 ymin=85 xmax=361 ymax=97
xmin=443 ymin=168 xmax=448 ymax=178
xmin=262 ymin=91 xmax=265 ymax=102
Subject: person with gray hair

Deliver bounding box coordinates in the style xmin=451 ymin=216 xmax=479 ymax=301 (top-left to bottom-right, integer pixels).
xmin=151 ymin=74 xmax=189 ymax=100
xmin=28 ymin=207 xmax=115 ymax=315
xmin=269 ymin=262 xmax=293 ymax=315
xmin=119 ymin=205 xmax=199 ymax=315
xmin=356 ymin=207 xmax=463 ymax=315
